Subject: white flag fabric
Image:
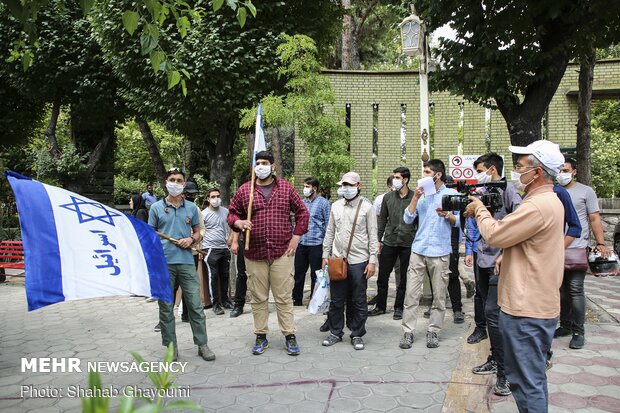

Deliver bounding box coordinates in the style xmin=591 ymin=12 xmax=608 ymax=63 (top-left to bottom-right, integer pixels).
xmin=252 ymin=103 xmax=267 ymax=167
xmin=5 ymin=171 xmax=172 ymax=311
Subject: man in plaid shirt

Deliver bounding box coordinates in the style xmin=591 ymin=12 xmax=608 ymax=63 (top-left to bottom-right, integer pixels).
xmin=228 ymin=151 xmax=310 ymax=356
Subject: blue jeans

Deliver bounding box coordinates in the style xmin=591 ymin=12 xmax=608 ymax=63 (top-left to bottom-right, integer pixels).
xmin=500 ymin=311 xmax=557 ymax=413
xmin=328 ymin=262 xmax=368 ymax=338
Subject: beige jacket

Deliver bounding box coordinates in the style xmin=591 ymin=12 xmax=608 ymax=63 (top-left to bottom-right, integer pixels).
xmin=474 ymin=184 xmax=564 ymax=319
xmin=323 ymin=196 xmax=378 ymax=265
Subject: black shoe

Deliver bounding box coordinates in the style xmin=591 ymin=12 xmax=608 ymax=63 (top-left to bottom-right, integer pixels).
xmin=393 ymin=308 xmax=403 ymax=320
xmin=554 ymin=326 xmax=572 ymax=338
xmin=472 ymin=358 xmax=497 ymax=375
xmin=230 ymin=306 xmax=243 ymax=318
xmin=467 ymin=327 xmax=488 ymax=344
xmin=453 ymin=311 xmax=465 ymax=324
xmin=493 ymin=376 xmax=511 ymax=396
xmin=154 ymin=323 xmax=161 ymax=332
xmin=466 ymin=281 xmax=475 ymax=299
xmin=367 ymin=295 xmax=377 ymax=306
xmin=426 ymin=331 xmax=439 ymax=348
xmin=569 ymin=334 xmax=585 ymax=349
xmin=222 ymin=300 xmax=234 ymax=310
xmin=293 ymin=300 xmax=304 ymax=307
xmin=319 ymin=318 xmax=329 ymax=332
xmin=213 ymin=304 xmax=224 ymax=315
xmin=368 ymin=307 xmax=386 ymax=317
xmin=423 ymin=309 xmax=431 ymax=319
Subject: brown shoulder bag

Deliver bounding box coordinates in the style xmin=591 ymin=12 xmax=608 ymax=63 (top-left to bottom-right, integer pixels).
xmin=328 ymin=200 xmax=363 ymax=282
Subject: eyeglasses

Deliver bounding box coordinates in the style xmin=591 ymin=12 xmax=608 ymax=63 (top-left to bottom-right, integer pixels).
xmin=512 ymin=164 xmax=536 ymax=171
xmin=168 ymin=167 xmax=182 ymax=173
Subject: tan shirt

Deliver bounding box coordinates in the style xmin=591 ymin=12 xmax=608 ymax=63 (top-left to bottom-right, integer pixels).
xmin=474 ymin=184 xmax=564 ymax=319
xmin=323 ymin=196 xmax=378 ymax=265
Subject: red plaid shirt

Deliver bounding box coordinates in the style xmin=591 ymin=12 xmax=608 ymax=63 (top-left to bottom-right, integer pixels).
xmin=228 ymin=177 xmax=309 ymax=261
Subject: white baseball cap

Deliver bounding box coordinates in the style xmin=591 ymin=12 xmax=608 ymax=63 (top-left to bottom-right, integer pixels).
xmin=508 ymin=140 xmax=565 ymax=174
xmin=337 ymin=172 xmax=361 ymax=185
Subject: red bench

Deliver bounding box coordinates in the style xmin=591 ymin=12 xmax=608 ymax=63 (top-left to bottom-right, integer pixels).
xmin=0 ymin=240 xmax=25 ymax=281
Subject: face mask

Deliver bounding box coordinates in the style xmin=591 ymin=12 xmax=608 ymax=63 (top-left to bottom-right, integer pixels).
xmin=166 ymin=182 xmax=184 ymax=197
xmin=392 ymin=178 xmax=403 ymax=191
xmin=475 ymin=170 xmax=492 ymax=184
xmin=510 ymin=169 xmax=536 ymax=192
xmin=338 ymin=186 xmax=358 ymax=200
xmin=185 ymin=195 xmax=195 ymax=202
xmin=303 ymin=187 xmax=314 ymax=198
xmin=255 ymin=165 xmax=272 ymax=180
xmin=432 ymin=173 xmax=441 ymax=183
xmin=209 ymin=197 xmax=221 ymax=208
xmin=556 ymin=172 xmax=573 ymax=186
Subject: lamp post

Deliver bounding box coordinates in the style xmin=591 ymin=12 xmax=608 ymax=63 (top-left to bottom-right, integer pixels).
xmin=400 ymin=5 xmax=429 ymax=172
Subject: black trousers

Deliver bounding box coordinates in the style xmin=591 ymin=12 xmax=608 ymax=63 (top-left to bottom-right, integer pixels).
xmin=486 ymin=275 xmax=504 ymax=377
xmin=205 ymin=248 xmax=231 ymax=305
xmin=475 ymin=260 xmax=492 ymax=330
xmin=293 ymin=244 xmax=323 ymax=302
xmin=447 ymin=252 xmax=463 ymax=313
xmin=233 ymin=238 xmax=247 ymax=307
xmin=328 ymin=261 xmax=368 ymax=338
xmin=560 ymin=270 xmax=586 ymax=335
xmin=375 ymin=244 xmax=410 ymax=311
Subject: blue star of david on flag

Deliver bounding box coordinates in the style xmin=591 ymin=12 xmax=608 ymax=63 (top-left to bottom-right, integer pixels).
xmin=59 ymin=196 xmax=123 ymax=227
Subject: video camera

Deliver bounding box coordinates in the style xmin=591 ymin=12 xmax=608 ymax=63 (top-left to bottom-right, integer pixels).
xmin=442 ymin=180 xmax=506 ymax=213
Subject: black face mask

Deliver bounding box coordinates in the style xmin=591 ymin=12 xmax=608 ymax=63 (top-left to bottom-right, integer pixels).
xmin=185 ymin=195 xmax=196 ymax=202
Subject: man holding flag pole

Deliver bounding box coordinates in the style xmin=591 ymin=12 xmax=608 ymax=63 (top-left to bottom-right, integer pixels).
xmin=228 ymin=104 xmax=310 ymax=356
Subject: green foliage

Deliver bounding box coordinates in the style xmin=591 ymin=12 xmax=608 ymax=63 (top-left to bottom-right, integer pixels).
xmin=114 ymin=175 xmax=147 ymax=205
xmin=82 ymin=343 xmax=202 ymax=412
xmin=591 ymin=100 xmax=620 ymax=198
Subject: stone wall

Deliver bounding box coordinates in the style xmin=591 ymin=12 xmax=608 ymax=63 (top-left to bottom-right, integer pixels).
xmin=600 ymin=210 xmax=620 ymax=250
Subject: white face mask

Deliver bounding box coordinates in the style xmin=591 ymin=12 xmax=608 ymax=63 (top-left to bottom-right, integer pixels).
xmin=475 ymin=170 xmax=492 ymax=184
xmin=392 ymin=178 xmax=403 ymax=191
xmin=166 ymin=182 xmax=184 ymax=197
xmin=510 ymin=169 xmax=536 ymax=192
xmin=337 ymin=186 xmax=358 ymax=200
xmin=556 ymin=172 xmax=573 ymax=186
xmin=209 ymin=197 xmax=221 ymax=208
xmin=255 ymin=165 xmax=272 ymax=180
xmin=303 ymin=187 xmax=314 ymax=198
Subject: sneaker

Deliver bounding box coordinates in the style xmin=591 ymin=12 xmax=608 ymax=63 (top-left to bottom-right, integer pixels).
xmin=319 ymin=318 xmax=330 ymax=332
xmin=367 ymin=295 xmax=377 ymax=306
xmin=453 ymin=311 xmax=465 ymax=324
xmin=213 ymin=304 xmax=224 ymax=315
xmin=222 ymin=300 xmax=234 ymax=310
xmin=393 ymin=308 xmax=403 ymax=320
xmin=569 ymin=334 xmax=585 ymax=349
xmin=229 ymin=306 xmax=243 ymax=318
xmin=154 ymin=323 xmax=161 ymax=332
xmin=546 ymin=359 xmax=553 ymax=371
xmin=493 ymin=376 xmax=511 ymax=396
xmin=472 ymin=358 xmax=497 ymax=375
xmin=252 ymin=335 xmax=269 ymax=355
xmin=198 ymin=344 xmax=216 ymax=361
xmin=554 ymin=326 xmax=572 ymax=338
xmin=426 ymin=331 xmax=439 ymax=348
xmin=285 ymin=334 xmax=300 ymax=356
xmin=466 ymin=281 xmax=476 ymax=299
xmin=322 ymin=333 xmax=342 ymax=347
xmin=423 ymin=309 xmax=431 ymax=319
xmin=351 ymin=336 xmax=365 ymax=350
xmin=399 ymin=333 xmax=414 ymax=349
xmin=467 ymin=327 xmax=488 ymax=344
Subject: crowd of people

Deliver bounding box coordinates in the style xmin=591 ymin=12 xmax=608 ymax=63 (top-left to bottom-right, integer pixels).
xmin=133 ymin=143 xmax=613 ymax=413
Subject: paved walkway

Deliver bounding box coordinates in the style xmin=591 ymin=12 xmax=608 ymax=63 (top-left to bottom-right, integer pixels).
xmin=0 ymin=273 xmax=619 ymax=412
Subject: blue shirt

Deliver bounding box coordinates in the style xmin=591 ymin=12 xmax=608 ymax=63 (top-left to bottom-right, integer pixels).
xmin=142 ymin=192 xmax=158 ymax=207
xmin=553 ymin=185 xmax=582 ymax=239
xmin=403 ymin=185 xmax=460 ymax=257
xmin=300 ymin=195 xmax=331 ymax=246
xmin=465 ymin=218 xmax=479 ymax=256
xmin=148 ymin=198 xmax=199 ymax=264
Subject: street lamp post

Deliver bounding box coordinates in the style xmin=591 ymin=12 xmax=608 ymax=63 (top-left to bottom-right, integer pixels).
xmin=400 ymin=5 xmax=429 ymax=173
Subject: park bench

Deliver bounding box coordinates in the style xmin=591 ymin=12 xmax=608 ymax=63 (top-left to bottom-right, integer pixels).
xmin=0 ymin=240 xmax=25 ymax=282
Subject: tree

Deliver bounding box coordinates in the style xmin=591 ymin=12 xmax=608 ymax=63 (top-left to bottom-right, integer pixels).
xmin=590 ymin=99 xmax=620 ymax=198
xmin=92 ymin=0 xmax=342 ymax=202
xmin=417 ymin=0 xmax=620 ymax=146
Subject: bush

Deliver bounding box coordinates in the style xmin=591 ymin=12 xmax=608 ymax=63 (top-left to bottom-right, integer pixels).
xmin=114 ymin=175 xmax=148 ymax=205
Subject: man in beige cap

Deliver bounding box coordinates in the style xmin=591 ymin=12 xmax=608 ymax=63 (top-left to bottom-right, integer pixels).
xmin=322 ymin=172 xmax=378 ymax=350
xmin=464 ymin=140 xmax=565 ymax=413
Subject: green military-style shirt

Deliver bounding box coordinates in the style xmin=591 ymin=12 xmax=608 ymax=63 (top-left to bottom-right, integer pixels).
xmin=377 ymin=189 xmax=417 ymax=248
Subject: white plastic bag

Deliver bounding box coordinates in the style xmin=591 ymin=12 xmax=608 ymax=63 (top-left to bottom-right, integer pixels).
xmin=308 ymin=268 xmax=330 ymax=315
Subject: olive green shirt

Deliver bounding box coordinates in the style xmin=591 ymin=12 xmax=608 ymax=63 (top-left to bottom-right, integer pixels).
xmin=377 ymin=189 xmax=416 ymax=248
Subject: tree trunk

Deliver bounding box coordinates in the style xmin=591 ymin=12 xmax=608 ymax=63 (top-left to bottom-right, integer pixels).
xmin=45 ymin=99 xmax=62 ymax=159
xmin=271 ymin=127 xmax=284 ymax=178
xmin=341 ymin=0 xmax=352 ymax=70
xmin=576 ymin=43 xmax=596 ymax=186
xmin=350 ymin=23 xmax=360 ymax=70
xmin=210 ymin=120 xmax=238 ymax=205
xmin=137 ymin=118 xmax=166 ymax=187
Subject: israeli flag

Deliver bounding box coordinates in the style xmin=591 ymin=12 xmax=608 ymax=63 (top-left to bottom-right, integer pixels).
xmin=252 ymin=103 xmax=267 ymax=167
xmin=4 ymin=171 xmax=172 ymax=311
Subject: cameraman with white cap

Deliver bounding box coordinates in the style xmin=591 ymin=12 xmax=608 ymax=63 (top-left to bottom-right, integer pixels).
xmin=464 ymin=140 xmax=565 ymax=413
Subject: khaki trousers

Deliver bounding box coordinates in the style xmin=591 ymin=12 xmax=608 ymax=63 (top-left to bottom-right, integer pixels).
xmin=402 ymin=253 xmax=450 ymax=334
xmin=245 ymin=255 xmax=295 ymax=336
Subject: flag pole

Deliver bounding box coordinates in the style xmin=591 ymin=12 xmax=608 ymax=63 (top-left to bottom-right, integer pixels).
xmin=245 ymin=168 xmax=256 ymax=250
xmin=245 ymin=102 xmax=265 ymax=251
xmin=156 ymin=231 xmax=209 ymax=255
